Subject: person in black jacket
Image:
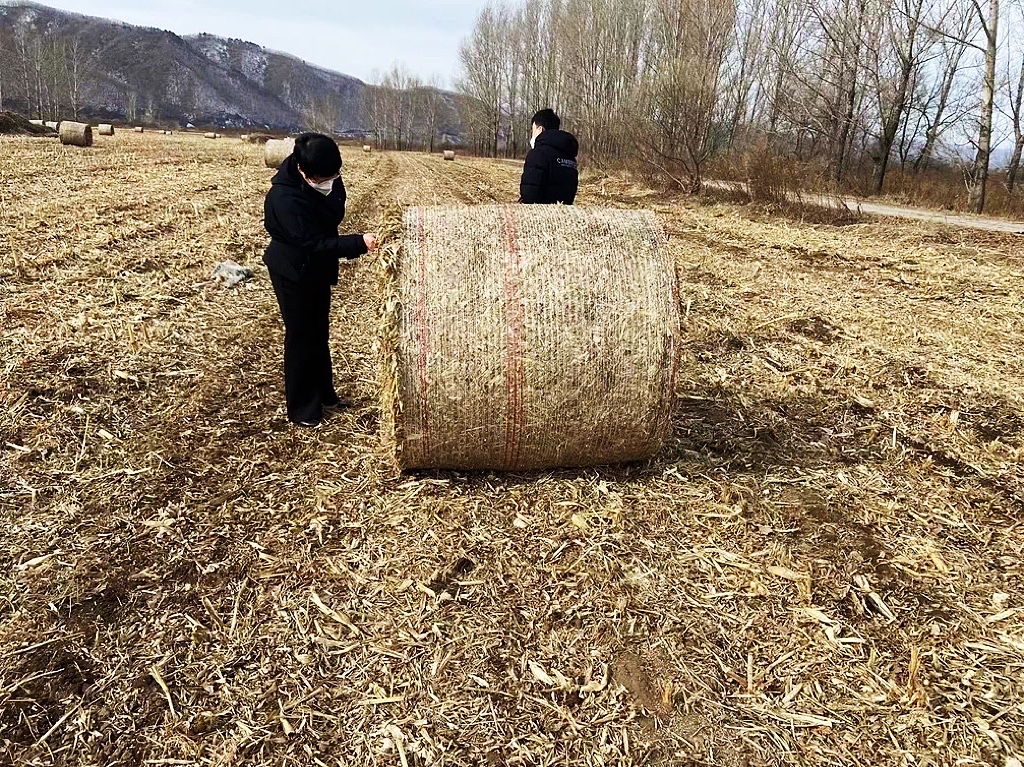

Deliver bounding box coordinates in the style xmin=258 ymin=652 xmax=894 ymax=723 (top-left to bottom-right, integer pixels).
xmin=263 ymin=133 xmax=376 ymax=428
xmin=519 ymin=109 xmax=579 ymax=204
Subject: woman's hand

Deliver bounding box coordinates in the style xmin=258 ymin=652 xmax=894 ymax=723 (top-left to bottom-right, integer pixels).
xmin=363 ymin=233 xmax=377 ymax=252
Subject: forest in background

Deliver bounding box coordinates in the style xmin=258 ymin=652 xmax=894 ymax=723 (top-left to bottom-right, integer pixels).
xmin=454 ymin=0 xmax=1024 ymax=216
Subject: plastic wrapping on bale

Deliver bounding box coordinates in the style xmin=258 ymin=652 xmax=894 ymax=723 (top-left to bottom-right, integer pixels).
xmin=443 ymin=150 xmax=455 ymax=161
xmin=264 ymin=137 xmax=295 ymax=169
xmin=58 ymin=121 xmax=93 ymax=147
xmin=380 ymin=204 xmax=680 ymax=471
xmin=97 ymin=124 xmax=114 ymax=136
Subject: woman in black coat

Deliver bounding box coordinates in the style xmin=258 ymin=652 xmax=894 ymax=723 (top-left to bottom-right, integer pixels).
xmin=263 ymin=133 xmax=376 ymax=428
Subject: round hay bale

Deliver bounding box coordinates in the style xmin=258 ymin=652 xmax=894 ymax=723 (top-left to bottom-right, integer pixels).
xmin=58 ymin=121 xmax=93 ymax=147
xmin=380 ymin=204 xmax=680 ymax=471
xmin=264 ymin=137 xmax=295 ymax=168
xmin=44 ymin=121 xmax=59 ymax=130
xmin=97 ymin=123 xmax=114 ymax=136
xmin=29 ymin=119 xmax=44 ymax=126
xmin=442 ymin=150 xmax=456 ymax=161
xmin=134 ymin=126 xmax=144 ymax=133
xmin=362 ymin=144 xmax=372 ymax=153
xmin=240 ymin=134 xmax=249 ymax=141
xmin=204 ymin=132 xmax=218 ymax=139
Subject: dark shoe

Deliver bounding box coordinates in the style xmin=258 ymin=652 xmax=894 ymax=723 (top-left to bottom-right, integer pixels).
xmin=293 ymin=419 xmax=321 ymax=429
xmin=323 ymin=398 xmax=352 ymax=410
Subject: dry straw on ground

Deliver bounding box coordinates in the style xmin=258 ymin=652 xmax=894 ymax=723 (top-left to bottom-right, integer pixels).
xmin=1 ymin=135 xmax=1023 ymax=767
xmin=58 ymin=121 xmax=93 ymax=147
xmin=263 ymin=137 xmax=295 ymax=168
xmin=380 ymin=204 xmax=680 ymax=471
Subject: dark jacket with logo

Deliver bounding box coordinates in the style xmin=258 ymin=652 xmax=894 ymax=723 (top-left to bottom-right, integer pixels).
xmin=520 ymin=129 xmax=579 ymax=204
xmin=263 ymin=154 xmax=367 ymax=284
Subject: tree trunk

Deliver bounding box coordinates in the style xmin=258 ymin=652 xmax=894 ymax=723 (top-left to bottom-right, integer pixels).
xmin=968 ymin=0 xmax=998 ymax=214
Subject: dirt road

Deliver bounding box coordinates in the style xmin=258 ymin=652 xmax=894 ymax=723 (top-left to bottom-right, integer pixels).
xmin=704 ymin=179 xmax=1024 ymax=234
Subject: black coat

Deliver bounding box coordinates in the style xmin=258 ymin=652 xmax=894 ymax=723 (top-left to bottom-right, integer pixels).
xmin=520 ymin=129 xmax=579 ymax=204
xmin=263 ymin=154 xmax=367 ymax=284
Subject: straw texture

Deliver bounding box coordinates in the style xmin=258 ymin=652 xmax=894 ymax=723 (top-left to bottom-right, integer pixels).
xmin=264 ymin=137 xmax=295 ymax=168
xmin=58 ymin=121 xmax=93 ymax=147
xmin=381 ymin=204 xmax=680 ymax=471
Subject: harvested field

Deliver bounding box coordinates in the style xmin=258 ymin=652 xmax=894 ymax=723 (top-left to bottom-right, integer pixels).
xmin=1 ymin=132 xmax=1023 ymax=767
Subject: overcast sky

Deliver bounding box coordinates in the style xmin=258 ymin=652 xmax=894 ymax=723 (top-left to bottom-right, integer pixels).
xmin=35 ymin=0 xmax=488 ymax=85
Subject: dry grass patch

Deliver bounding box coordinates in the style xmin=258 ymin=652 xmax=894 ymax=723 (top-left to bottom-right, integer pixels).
xmin=1 ymin=136 xmax=1022 ymax=767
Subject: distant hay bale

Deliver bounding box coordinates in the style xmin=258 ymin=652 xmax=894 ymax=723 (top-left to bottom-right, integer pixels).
xmin=362 ymin=145 xmax=372 ymax=153
xmin=134 ymin=127 xmax=144 ymax=133
xmin=443 ymin=150 xmax=456 ymax=161
xmin=58 ymin=121 xmax=93 ymax=147
xmin=380 ymin=204 xmax=680 ymax=471
xmin=204 ymin=132 xmax=218 ymax=139
xmin=240 ymin=134 xmax=249 ymax=141
xmin=264 ymin=137 xmax=295 ymax=168
xmin=29 ymin=119 xmax=44 ymax=126
xmin=44 ymin=121 xmax=59 ymax=130
xmin=97 ymin=123 xmax=114 ymax=136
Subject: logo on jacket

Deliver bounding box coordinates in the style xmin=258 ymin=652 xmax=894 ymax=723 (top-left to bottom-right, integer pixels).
xmin=556 ymin=158 xmax=578 ymax=169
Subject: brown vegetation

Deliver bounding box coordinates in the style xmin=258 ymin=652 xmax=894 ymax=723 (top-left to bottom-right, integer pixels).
xmin=1 ymin=132 xmax=1022 ymax=766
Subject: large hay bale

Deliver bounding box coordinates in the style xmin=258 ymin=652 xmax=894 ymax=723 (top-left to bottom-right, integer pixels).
xmin=204 ymin=132 xmax=218 ymax=139
xmin=97 ymin=123 xmax=114 ymax=136
xmin=443 ymin=150 xmax=456 ymax=161
xmin=362 ymin=144 xmax=372 ymax=153
xmin=380 ymin=204 xmax=680 ymax=471
xmin=58 ymin=121 xmax=93 ymax=147
xmin=134 ymin=126 xmax=144 ymax=133
xmin=264 ymin=137 xmax=295 ymax=169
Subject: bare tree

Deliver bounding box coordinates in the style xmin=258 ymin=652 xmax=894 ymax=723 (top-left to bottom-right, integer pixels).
xmin=1003 ymin=0 xmax=1024 ymax=191
xmin=968 ymin=0 xmax=999 ymax=212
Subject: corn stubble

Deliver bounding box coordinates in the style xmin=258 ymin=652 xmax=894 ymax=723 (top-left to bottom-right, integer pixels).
xmin=1 ymin=131 xmax=1022 ymax=766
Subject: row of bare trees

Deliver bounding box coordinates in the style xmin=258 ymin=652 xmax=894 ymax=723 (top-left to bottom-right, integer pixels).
xmin=361 ymin=65 xmax=452 ymax=152
xmin=0 ymin=23 xmax=90 ymax=121
xmin=458 ymin=0 xmax=1024 ymax=212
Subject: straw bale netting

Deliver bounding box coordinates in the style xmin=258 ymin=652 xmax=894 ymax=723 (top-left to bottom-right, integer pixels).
xmin=264 ymin=137 xmax=295 ymax=168
xmin=380 ymin=204 xmax=680 ymax=471
xmin=443 ymin=150 xmax=456 ymax=161
xmin=363 ymin=144 xmax=372 ymax=153
xmin=97 ymin=123 xmax=114 ymax=136
xmin=58 ymin=121 xmax=93 ymax=147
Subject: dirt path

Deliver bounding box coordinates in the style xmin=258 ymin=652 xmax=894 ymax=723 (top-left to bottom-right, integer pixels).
xmin=703 ymin=179 xmax=1024 ymax=234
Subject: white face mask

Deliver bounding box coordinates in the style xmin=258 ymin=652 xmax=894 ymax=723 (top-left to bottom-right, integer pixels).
xmin=310 ymin=177 xmax=337 ymax=196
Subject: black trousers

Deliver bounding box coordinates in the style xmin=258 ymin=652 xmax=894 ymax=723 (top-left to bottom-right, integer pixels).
xmin=269 ymin=270 xmax=339 ymax=424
